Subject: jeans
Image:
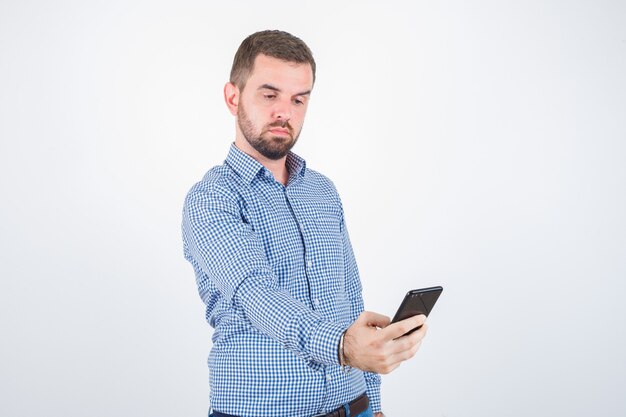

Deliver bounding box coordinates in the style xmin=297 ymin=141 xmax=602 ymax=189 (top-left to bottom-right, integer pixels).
xmin=210 ymin=403 xmax=373 ymax=417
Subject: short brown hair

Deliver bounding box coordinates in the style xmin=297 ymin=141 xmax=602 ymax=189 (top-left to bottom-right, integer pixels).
xmin=229 ymin=30 xmax=316 ymax=90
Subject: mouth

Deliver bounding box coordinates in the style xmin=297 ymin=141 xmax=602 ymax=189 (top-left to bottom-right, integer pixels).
xmin=267 ymin=127 xmax=291 ymax=137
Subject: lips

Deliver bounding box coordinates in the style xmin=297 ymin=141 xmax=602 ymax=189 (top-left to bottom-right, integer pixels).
xmin=269 ymin=128 xmax=290 ymax=136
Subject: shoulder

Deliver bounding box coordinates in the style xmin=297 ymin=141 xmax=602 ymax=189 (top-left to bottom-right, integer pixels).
xmin=183 ymin=164 xmax=242 ymax=215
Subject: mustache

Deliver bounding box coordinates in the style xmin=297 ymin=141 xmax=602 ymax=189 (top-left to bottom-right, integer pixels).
xmin=267 ymin=120 xmax=293 ymax=132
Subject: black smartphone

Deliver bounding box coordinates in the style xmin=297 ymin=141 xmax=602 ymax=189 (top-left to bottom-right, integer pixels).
xmin=391 ymin=286 xmax=443 ymax=336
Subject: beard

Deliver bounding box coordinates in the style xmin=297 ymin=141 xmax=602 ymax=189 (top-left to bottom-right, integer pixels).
xmin=237 ymin=102 xmax=301 ymax=160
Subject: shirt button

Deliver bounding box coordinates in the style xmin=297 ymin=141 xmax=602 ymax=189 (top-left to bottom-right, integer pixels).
xmin=314 ymin=298 xmax=320 ymax=307
xmin=326 ymin=374 xmax=332 ymax=382
xmin=307 ymin=260 xmax=313 ymax=269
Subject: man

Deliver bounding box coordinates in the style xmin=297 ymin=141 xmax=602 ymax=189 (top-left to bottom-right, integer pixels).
xmin=182 ymin=30 xmax=427 ymax=417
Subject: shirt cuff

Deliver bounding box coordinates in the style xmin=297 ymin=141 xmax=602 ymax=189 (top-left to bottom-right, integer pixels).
xmin=307 ymin=320 xmax=346 ymax=366
xmin=364 ymin=371 xmax=382 ymax=413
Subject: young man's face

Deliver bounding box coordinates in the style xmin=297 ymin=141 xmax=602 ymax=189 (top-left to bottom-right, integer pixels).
xmin=234 ymin=54 xmax=313 ymax=160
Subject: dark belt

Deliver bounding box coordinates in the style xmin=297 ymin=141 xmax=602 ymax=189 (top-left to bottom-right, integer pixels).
xmin=312 ymin=393 xmax=369 ymax=417
xmin=212 ymin=393 xmax=369 ymax=417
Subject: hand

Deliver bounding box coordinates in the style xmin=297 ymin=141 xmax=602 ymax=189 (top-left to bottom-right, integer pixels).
xmin=342 ymin=311 xmax=427 ymax=374
xmin=374 ymin=413 xmax=385 ymax=417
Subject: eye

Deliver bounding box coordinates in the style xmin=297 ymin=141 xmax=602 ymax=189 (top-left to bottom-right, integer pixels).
xmin=293 ymin=98 xmax=305 ymax=105
xmin=263 ymin=94 xmax=276 ymax=100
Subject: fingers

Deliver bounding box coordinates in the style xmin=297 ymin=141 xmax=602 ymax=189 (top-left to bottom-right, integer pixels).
xmin=388 ymin=339 xmax=423 ymax=366
xmin=389 ymin=323 xmax=428 ymax=353
xmin=384 ymin=314 xmax=427 ymax=339
xmin=396 ymin=322 xmax=428 ymax=345
xmin=384 ymin=324 xmax=428 ymax=369
xmin=376 ymin=361 xmax=402 ymax=375
xmin=397 ymin=323 xmax=428 ymax=351
xmin=347 ymin=312 xmax=429 ymax=375
xmin=371 ymin=322 xmax=429 ymax=374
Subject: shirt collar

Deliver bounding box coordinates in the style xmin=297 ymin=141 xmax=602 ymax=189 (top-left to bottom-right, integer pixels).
xmin=225 ymin=143 xmax=307 ymax=185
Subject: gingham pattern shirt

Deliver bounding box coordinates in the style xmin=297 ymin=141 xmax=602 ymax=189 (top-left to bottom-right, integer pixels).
xmin=182 ymin=144 xmax=381 ymax=417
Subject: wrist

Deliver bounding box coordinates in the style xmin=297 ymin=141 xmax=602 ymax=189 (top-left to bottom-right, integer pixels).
xmin=338 ymin=330 xmax=350 ymax=372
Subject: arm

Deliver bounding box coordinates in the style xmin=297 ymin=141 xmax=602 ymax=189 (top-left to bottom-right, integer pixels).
xmin=182 ymin=182 xmax=344 ymax=366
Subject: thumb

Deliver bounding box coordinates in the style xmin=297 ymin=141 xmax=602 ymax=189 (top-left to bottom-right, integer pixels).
xmin=358 ymin=311 xmax=391 ymax=329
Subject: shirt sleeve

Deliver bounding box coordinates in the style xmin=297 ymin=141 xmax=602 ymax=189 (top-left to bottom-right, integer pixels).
xmin=182 ymin=181 xmax=344 ymax=368
xmin=364 ymin=372 xmax=382 ymax=413
xmin=339 ymin=200 xmax=383 ymax=412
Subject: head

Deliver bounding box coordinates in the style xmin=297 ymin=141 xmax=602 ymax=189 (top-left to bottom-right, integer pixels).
xmin=229 ymin=30 xmax=316 ymax=91
xmin=224 ymin=30 xmax=316 ymax=161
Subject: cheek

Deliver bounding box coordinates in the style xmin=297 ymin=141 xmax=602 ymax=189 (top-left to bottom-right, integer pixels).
xmin=293 ymin=108 xmax=308 ymax=126
xmin=245 ymin=109 xmax=267 ymax=127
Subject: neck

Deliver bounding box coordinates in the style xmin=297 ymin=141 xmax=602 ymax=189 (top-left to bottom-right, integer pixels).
xmin=234 ymin=137 xmax=289 ymax=185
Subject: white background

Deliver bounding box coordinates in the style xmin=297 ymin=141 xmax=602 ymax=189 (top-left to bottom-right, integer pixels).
xmin=1 ymin=1 xmax=625 ymax=416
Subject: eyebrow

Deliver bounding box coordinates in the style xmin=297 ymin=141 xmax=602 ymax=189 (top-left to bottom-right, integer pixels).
xmin=259 ymin=83 xmax=311 ymax=97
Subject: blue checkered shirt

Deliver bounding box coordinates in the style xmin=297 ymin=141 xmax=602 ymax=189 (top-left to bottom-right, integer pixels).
xmin=182 ymin=144 xmax=381 ymax=416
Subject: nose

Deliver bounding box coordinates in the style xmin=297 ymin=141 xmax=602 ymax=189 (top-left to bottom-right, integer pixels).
xmin=271 ymin=98 xmax=292 ymax=121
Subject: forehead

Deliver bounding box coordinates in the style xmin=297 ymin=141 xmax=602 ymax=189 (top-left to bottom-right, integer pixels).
xmin=246 ymin=54 xmax=314 ymax=93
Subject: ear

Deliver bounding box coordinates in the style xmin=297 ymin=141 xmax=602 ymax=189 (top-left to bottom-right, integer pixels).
xmin=224 ymin=82 xmax=239 ymax=116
